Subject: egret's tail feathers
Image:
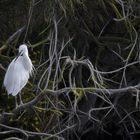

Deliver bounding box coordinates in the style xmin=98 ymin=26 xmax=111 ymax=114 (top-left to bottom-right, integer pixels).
xmin=7 ymin=90 xmax=19 ymax=96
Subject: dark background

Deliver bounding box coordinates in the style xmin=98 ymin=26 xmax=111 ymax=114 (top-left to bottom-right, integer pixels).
xmin=0 ymin=0 xmax=140 ymax=139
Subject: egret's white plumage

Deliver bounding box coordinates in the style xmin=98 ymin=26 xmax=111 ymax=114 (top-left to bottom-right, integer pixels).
xmin=4 ymin=44 xmax=33 ymax=97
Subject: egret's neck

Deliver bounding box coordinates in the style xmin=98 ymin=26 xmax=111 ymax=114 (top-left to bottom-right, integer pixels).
xmin=22 ymin=54 xmax=32 ymax=72
xmin=25 ymin=51 xmax=29 ymax=56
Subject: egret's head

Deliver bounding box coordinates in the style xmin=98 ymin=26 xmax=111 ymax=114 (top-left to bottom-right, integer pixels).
xmin=14 ymin=44 xmax=29 ymax=62
xmin=19 ymin=44 xmax=28 ymax=55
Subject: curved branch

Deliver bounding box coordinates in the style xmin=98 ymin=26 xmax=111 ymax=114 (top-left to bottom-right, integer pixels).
xmin=0 ymin=123 xmax=75 ymax=139
xmin=0 ymin=83 xmax=140 ymax=123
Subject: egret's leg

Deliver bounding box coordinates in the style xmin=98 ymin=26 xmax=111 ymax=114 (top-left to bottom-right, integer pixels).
xmin=19 ymin=93 xmax=23 ymax=105
xmin=15 ymin=96 xmax=18 ymax=108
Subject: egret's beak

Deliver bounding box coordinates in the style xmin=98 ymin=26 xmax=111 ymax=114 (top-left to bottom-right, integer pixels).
xmin=14 ymin=51 xmax=23 ymax=62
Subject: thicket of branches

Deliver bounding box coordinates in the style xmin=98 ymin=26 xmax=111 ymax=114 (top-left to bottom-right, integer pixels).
xmin=0 ymin=0 xmax=140 ymax=139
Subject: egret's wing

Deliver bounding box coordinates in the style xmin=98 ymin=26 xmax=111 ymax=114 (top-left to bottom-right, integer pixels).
xmin=4 ymin=58 xmax=29 ymax=96
xmin=4 ymin=59 xmax=16 ymax=94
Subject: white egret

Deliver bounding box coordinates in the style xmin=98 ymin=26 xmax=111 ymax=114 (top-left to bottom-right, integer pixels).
xmin=3 ymin=44 xmax=34 ymax=108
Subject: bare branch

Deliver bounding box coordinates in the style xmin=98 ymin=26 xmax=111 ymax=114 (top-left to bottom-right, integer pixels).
xmin=0 ymin=26 xmax=26 ymax=53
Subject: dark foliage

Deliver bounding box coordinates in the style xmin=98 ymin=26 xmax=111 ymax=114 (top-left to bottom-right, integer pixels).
xmin=0 ymin=0 xmax=140 ymax=139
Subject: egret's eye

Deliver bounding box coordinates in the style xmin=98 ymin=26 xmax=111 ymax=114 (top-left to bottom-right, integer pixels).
xmin=20 ymin=53 xmax=23 ymax=56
